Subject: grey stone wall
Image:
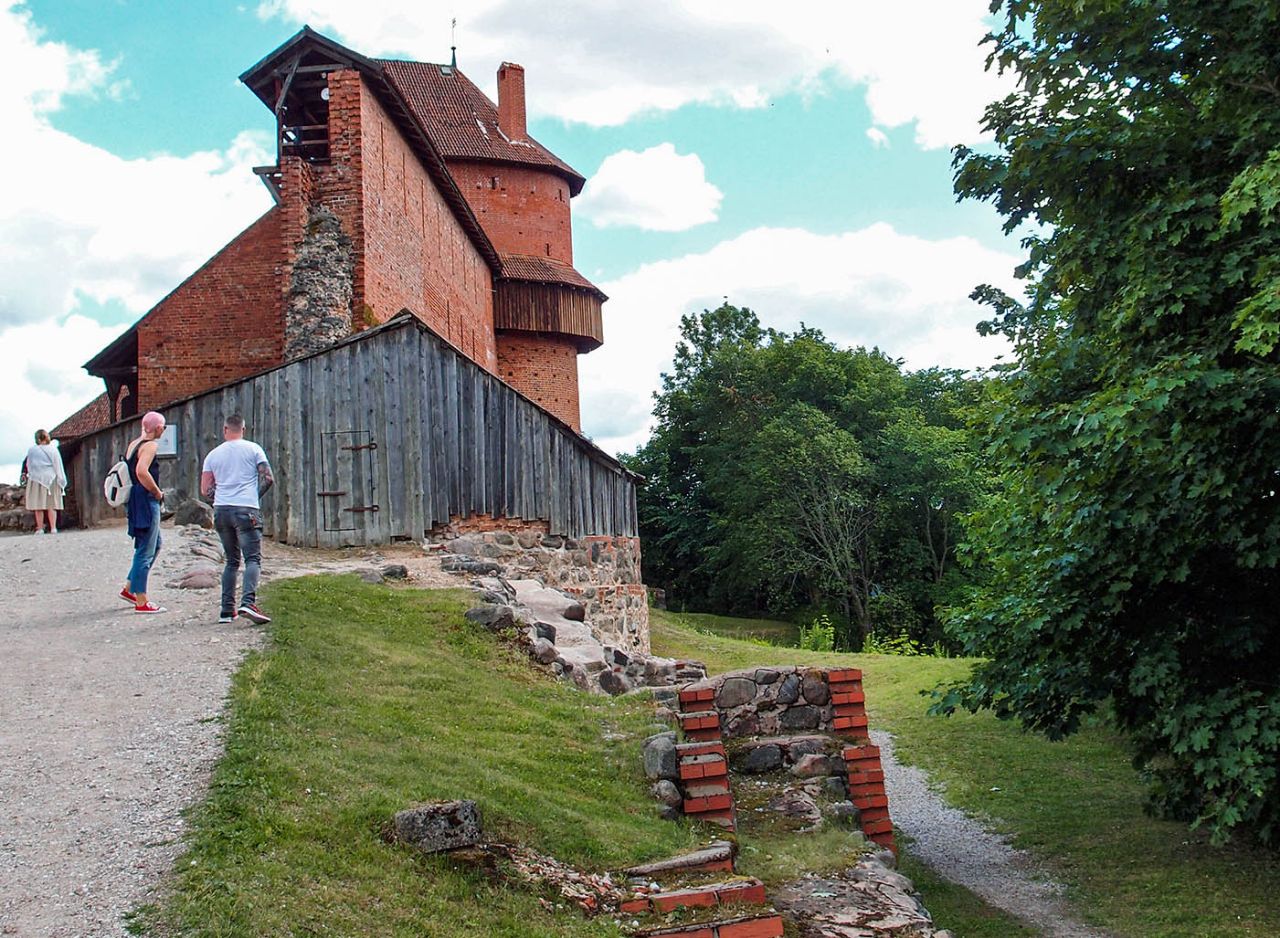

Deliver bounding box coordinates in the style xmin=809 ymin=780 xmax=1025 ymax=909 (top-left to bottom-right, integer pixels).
xmin=683 ymin=666 xmax=841 ymax=738
xmin=434 ymin=529 xmax=650 ymax=653
xmin=284 ymin=205 xmax=355 ymax=360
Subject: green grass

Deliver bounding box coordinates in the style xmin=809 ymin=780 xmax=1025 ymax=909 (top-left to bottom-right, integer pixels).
xmin=145 ymin=577 xmax=706 ymax=937
xmin=657 ymin=609 xmax=800 ymax=646
xmin=651 ymin=609 xmax=1280 ymax=938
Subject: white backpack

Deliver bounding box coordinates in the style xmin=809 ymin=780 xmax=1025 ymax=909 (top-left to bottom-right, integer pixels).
xmin=103 ymin=458 xmax=132 ymax=508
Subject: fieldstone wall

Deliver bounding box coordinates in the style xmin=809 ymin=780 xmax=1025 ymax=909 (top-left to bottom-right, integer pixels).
xmin=433 ymin=527 xmax=650 ymax=654
xmin=0 ymin=483 xmax=31 ymax=531
xmin=683 ymin=666 xmax=847 ymax=739
xmin=284 ymin=205 xmax=355 ymax=360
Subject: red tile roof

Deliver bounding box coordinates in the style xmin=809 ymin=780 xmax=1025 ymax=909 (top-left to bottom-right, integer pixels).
xmin=51 ymin=392 xmax=112 ymax=442
xmin=499 ymin=253 xmax=606 ymax=299
xmin=379 ymin=60 xmax=586 ymax=195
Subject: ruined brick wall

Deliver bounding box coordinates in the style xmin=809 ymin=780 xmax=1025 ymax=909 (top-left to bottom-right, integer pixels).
xmin=313 ymin=70 xmax=498 ymax=372
xmin=496 ymin=332 xmax=581 ymax=430
xmin=136 ymin=209 xmax=283 ymax=408
xmin=449 ymin=161 xmax=573 ymax=264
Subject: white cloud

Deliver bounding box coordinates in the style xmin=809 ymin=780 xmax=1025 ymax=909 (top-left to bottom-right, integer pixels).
xmin=0 ymin=1 xmax=273 ymax=477
xmin=0 ymin=315 xmax=121 ymax=482
xmin=866 ymin=127 xmax=890 ymax=148
xmin=579 ymin=223 xmax=1021 ymax=454
xmin=259 ymin=0 xmax=1013 ymax=147
xmin=577 ymin=143 xmax=722 ymax=231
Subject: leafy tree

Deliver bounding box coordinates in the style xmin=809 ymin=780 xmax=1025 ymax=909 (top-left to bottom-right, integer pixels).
xmin=627 ymin=304 xmax=986 ymax=649
xmin=942 ymin=0 xmax=1280 ymax=844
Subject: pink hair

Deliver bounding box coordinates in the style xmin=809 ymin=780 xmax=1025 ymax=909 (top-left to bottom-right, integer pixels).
xmin=141 ymin=411 xmax=165 ymax=434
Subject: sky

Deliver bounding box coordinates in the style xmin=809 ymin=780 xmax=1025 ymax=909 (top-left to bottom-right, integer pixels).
xmin=0 ymin=0 xmax=1024 ymax=482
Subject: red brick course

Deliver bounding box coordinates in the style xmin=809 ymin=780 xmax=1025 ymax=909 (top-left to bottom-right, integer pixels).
xmin=137 ymin=209 xmax=283 ymax=409
xmin=452 ymin=161 xmax=573 ymax=264
xmin=496 ymin=331 xmax=581 ymax=429
xmin=303 ymin=70 xmax=499 ymax=372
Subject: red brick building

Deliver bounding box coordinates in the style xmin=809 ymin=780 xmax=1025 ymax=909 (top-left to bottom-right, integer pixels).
xmin=56 ymin=26 xmax=606 ymax=439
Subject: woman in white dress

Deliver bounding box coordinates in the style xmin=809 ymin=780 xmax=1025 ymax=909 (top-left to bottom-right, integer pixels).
xmin=22 ymin=429 xmax=67 ymax=534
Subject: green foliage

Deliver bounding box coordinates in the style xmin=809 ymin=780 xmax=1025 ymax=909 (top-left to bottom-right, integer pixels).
xmin=861 ymin=629 xmax=928 ymax=658
xmin=798 ymin=614 xmax=836 ymax=652
xmin=625 ymin=303 xmax=988 ymax=651
xmin=944 ymin=0 xmax=1280 ymax=845
xmin=650 ymin=609 xmax=1280 ymax=936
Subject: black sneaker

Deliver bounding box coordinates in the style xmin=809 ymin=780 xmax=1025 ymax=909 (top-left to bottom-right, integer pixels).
xmin=237 ymin=603 xmax=271 ymax=624
xmin=218 ymin=611 xmax=238 ymax=624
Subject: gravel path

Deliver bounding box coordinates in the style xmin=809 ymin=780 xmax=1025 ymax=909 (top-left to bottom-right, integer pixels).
xmin=0 ymin=525 xmax=263 ymax=937
xmin=871 ymin=729 xmax=1108 ymax=937
xmin=0 ymin=524 xmax=453 ymax=937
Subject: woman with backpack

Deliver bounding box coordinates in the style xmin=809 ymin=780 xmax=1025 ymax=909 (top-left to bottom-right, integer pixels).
xmin=22 ymin=429 xmax=66 ymax=534
xmin=120 ymin=411 xmax=167 ymax=614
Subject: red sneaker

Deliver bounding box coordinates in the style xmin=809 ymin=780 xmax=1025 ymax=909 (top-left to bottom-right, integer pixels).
xmin=237 ymin=603 xmax=271 ymax=624
xmin=120 ymin=587 xmax=137 ymax=604
xmin=134 ymin=602 xmax=167 ymax=614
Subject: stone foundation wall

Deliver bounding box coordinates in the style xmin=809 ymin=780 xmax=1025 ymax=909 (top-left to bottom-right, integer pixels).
xmin=431 ymin=523 xmax=650 ymax=653
xmin=683 ymin=666 xmax=855 ymax=739
xmin=1 ymin=483 xmax=31 ymax=532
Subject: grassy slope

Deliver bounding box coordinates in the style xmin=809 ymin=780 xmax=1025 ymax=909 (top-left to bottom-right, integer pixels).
xmin=145 ymin=577 xmax=703 ymax=937
xmin=651 ymin=610 xmax=1280 ymax=938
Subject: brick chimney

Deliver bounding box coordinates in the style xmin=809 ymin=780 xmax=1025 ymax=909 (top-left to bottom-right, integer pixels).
xmin=497 ymin=62 xmax=526 ymax=141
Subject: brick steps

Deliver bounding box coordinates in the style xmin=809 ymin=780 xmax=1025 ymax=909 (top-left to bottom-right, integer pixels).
xmin=633 ymin=912 xmax=785 ymax=938
xmin=843 ymin=743 xmax=895 ymax=850
xmin=828 ymin=667 xmax=872 ymax=741
xmin=678 ymin=709 xmax=723 ymax=742
xmin=675 ymin=692 xmax=737 ymax=831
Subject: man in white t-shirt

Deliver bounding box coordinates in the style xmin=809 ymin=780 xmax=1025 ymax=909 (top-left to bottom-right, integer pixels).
xmin=201 ymin=414 xmax=274 ymax=625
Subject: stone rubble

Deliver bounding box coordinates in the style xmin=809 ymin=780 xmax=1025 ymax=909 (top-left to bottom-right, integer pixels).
xmin=773 ymin=851 xmax=952 ymax=938
xmin=462 ymin=576 xmax=706 ymax=696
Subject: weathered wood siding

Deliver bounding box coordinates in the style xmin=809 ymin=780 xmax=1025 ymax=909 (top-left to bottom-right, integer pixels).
xmin=494 ymin=281 xmax=604 ymax=348
xmin=67 ymin=318 xmax=638 ymax=547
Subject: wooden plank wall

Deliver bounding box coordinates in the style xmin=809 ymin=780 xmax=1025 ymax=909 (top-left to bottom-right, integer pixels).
xmin=68 ymin=320 xmax=638 ymax=548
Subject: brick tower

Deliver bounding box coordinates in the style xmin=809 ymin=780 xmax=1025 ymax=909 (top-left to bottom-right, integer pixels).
xmin=380 ymin=58 xmax=605 ymax=430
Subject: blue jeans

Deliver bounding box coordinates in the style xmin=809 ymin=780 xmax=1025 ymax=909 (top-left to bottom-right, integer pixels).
xmin=127 ymin=502 xmax=163 ymax=595
xmin=215 ymin=506 xmax=263 ymax=614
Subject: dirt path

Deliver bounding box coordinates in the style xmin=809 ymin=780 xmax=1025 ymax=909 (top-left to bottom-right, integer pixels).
xmin=0 ymin=523 xmax=452 ymax=937
xmin=871 ymin=730 xmax=1108 ymax=937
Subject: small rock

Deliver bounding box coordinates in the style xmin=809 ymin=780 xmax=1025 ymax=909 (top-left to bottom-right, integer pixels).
xmin=531 ymin=638 xmax=558 ymax=664
xmin=791 ymin=753 xmax=833 ymax=777
xmin=740 ymin=744 xmax=783 ymax=774
xmin=562 ymin=602 xmax=586 ymax=622
xmin=533 ymin=622 xmax=557 ymax=643
xmin=775 ymin=673 xmax=802 ymax=705
xmin=381 ymin=564 xmax=409 ymax=580
xmin=173 ymin=499 xmax=214 ymax=528
xmin=754 ymin=668 xmax=780 ymax=684
xmin=464 ymin=604 xmax=516 ymax=632
xmin=780 ymin=705 xmax=821 ymax=731
xmin=359 ymin=569 xmax=385 ymax=584
xmin=651 ymin=779 xmax=683 ymax=807
xmin=831 ymin=800 xmax=859 ymax=825
xmin=657 ymin=804 xmax=681 ymax=822
xmin=800 ymin=671 xmax=831 ymax=705
xmin=599 ymin=668 xmax=630 ymax=696
xmin=766 ymin=789 xmax=822 ymax=825
xmin=822 ymin=776 xmax=848 ymax=800
xmin=717 ymin=676 xmax=757 ymax=709
xmin=392 ymin=800 xmax=482 ymax=853
xmin=171 ymin=569 xmax=218 ymax=590
xmin=643 ymin=732 xmax=678 ymax=780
